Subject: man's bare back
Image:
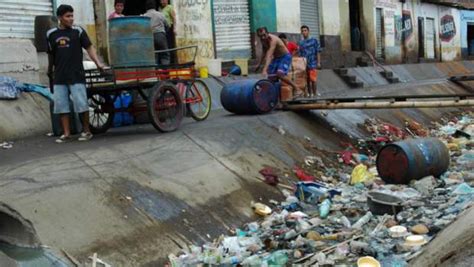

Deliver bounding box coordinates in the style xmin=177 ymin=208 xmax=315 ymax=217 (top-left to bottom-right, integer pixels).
xmin=263 ymin=33 xmax=289 ymax=58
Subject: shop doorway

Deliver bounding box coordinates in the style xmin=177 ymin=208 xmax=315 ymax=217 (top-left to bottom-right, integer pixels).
xmin=418 ymin=17 xmax=425 ymax=58
xmin=123 ymin=0 xmax=146 ymax=15
xmin=425 ymin=18 xmax=435 ymax=59
xmin=124 ymin=0 xmax=168 ymax=15
xmin=349 ymin=0 xmax=363 ymax=51
xmin=468 ymin=24 xmax=474 ymax=56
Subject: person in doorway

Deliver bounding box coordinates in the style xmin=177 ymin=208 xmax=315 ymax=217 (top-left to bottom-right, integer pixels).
xmin=279 ymin=33 xmax=298 ymax=56
xmin=108 ymin=0 xmax=125 ymax=20
xmin=47 ymin=4 xmax=105 ymax=143
xmin=144 ymin=0 xmax=169 ymax=65
xmin=299 ymin=25 xmax=322 ymax=97
xmin=256 ymin=27 xmax=298 ymax=96
xmin=160 ymin=0 xmax=177 ymax=63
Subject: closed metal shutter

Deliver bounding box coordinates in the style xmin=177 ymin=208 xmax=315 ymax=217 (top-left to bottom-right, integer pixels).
xmin=375 ymin=8 xmax=384 ymax=59
xmin=213 ymin=0 xmax=251 ymax=60
xmin=425 ymin=18 xmax=435 ymax=59
xmin=0 ymin=0 xmax=53 ymax=38
xmin=300 ymin=0 xmax=320 ymax=39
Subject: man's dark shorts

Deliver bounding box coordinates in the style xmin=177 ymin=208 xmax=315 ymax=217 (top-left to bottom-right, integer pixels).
xmin=267 ymin=53 xmax=292 ymax=77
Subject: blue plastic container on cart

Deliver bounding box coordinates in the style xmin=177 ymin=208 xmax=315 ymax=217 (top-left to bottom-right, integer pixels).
xmin=220 ymin=79 xmax=278 ymax=114
xmin=109 ymin=16 xmax=155 ymax=67
xmin=113 ymin=93 xmax=134 ymax=127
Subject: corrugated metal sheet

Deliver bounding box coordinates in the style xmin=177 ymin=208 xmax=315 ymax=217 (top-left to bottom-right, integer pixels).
xmin=376 ymin=8 xmax=384 ymax=59
xmin=426 ymin=18 xmax=435 ymax=59
xmin=0 ymin=0 xmax=53 ymax=39
xmin=300 ymin=0 xmax=320 ymax=39
xmin=213 ymin=0 xmax=251 ymax=59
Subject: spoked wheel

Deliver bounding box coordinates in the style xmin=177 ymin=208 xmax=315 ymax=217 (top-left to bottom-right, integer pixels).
xmin=88 ymin=94 xmax=115 ymax=134
xmin=147 ymin=82 xmax=183 ymax=132
xmin=186 ymin=80 xmax=211 ymax=121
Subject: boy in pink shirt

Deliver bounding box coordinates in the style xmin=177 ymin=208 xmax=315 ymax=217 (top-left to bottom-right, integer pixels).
xmin=108 ymin=0 xmax=125 ymax=20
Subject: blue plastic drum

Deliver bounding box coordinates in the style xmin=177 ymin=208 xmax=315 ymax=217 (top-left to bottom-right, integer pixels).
xmin=109 ymin=16 xmax=155 ymax=67
xmin=220 ymin=79 xmax=278 ymax=114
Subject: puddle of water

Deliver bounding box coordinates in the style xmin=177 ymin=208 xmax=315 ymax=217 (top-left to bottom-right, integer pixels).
xmin=0 ymin=243 xmax=70 ymax=267
xmin=119 ymin=180 xmax=190 ymax=221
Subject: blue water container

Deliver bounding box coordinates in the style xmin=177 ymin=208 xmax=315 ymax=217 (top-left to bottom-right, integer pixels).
xmin=109 ymin=16 xmax=155 ymax=67
xmin=376 ymin=138 xmax=450 ymax=184
xmin=220 ymin=79 xmax=278 ymax=114
xmin=113 ymin=93 xmax=134 ymax=127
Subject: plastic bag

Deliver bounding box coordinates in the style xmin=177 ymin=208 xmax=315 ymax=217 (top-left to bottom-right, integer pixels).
xmin=0 ymin=76 xmax=20 ymax=99
xmin=350 ymin=164 xmax=375 ymax=185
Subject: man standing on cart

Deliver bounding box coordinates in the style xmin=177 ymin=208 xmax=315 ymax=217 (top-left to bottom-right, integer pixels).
xmin=47 ymin=4 xmax=105 ymax=143
xmin=144 ymin=0 xmax=170 ymax=66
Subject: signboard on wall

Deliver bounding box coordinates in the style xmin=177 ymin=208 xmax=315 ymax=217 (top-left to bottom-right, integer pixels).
xmin=402 ymin=10 xmax=413 ymax=41
xmin=440 ymin=14 xmax=456 ymax=42
xmin=375 ymin=0 xmax=397 ymax=9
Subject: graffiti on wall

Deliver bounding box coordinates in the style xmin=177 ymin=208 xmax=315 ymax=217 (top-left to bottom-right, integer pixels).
xmin=384 ymin=9 xmax=396 ymax=47
xmin=440 ymin=15 xmax=456 ymax=42
xmin=175 ymin=0 xmax=214 ymax=66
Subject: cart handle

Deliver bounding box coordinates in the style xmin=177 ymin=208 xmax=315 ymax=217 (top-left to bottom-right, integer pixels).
xmin=155 ymin=45 xmax=198 ymax=64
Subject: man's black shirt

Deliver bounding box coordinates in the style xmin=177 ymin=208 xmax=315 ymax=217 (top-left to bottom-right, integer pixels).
xmin=47 ymin=26 xmax=92 ymax=85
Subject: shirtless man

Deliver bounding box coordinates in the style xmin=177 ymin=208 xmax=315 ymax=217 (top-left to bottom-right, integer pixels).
xmin=256 ymin=27 xmax=298 ymax=94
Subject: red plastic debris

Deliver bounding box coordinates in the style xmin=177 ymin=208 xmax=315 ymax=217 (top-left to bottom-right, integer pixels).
xmin=379 ymin=123 xmax=406 ymax=140
xmin=294 ymin=166 xmax=315 ymax=182
xmin=340 ymin=151 xmax=354 ymax=165
xmin=374 ymin=136 xmax=391 ymax=143
xmin=259 ymin=167 xmax=279 ymax=186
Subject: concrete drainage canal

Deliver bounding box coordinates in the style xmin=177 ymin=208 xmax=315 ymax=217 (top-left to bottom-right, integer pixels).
xmin=0 ymin=108 xmax=473 ymax=266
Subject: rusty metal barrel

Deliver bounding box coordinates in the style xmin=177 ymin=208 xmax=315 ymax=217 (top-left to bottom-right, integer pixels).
xmin=109 ymin=16 xmax=155 ymax=67
xmin=376 ymin=138 xmax=450 ymax=184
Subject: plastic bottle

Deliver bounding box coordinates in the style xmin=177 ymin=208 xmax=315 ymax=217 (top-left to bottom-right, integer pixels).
xmin=319 ymin=199 xmax=331 ymax=219
xmin=267 ymin=251 xmax=289 ymax=266
xmin=241 ymin=255 xmax=263 ymax=266
xmin=340 ymin=216 xmax=352 ymax=228
xmin=352 ymin=211 xmax=373 ymax=229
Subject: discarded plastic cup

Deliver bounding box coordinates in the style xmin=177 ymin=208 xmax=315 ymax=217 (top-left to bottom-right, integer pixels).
xmin=357 ymin=256 xmax=381 ymax=267
xmin=389 ymin=226 xmax=408 ymax=238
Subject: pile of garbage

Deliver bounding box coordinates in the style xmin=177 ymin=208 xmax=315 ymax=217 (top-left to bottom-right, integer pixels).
xmin=167 ymin=113 xmax=474 ymax=266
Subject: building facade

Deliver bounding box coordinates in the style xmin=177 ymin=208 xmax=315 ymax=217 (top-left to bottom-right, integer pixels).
xmin=1 ymin=0 xmax=474 ymax=77
xmin=0 ymin=0 xmax=96 ymax=83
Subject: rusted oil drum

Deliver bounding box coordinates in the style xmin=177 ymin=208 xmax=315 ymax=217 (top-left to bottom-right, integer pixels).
xmin=376 ymin=138 xmax=450 ymax=184
xmin=109 ymin=16 xmax=155 ymax=67
xmin=220 ymin=79 xmax=278 ymax=114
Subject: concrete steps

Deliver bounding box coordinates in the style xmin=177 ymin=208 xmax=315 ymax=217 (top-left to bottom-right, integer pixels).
xmin=380 ymin=70 xmax=401 ymax=84
xmin=334 ymin=68 xmax=364 ymax=88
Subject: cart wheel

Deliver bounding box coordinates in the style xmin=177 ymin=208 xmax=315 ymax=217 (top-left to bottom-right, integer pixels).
xmin=186 ymin=80 xmax=212 ymax=121
xmin=88 ymin=94 xmax=115 ymax=134
xmin=147 ymin=82 xmax=183 ymax=132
